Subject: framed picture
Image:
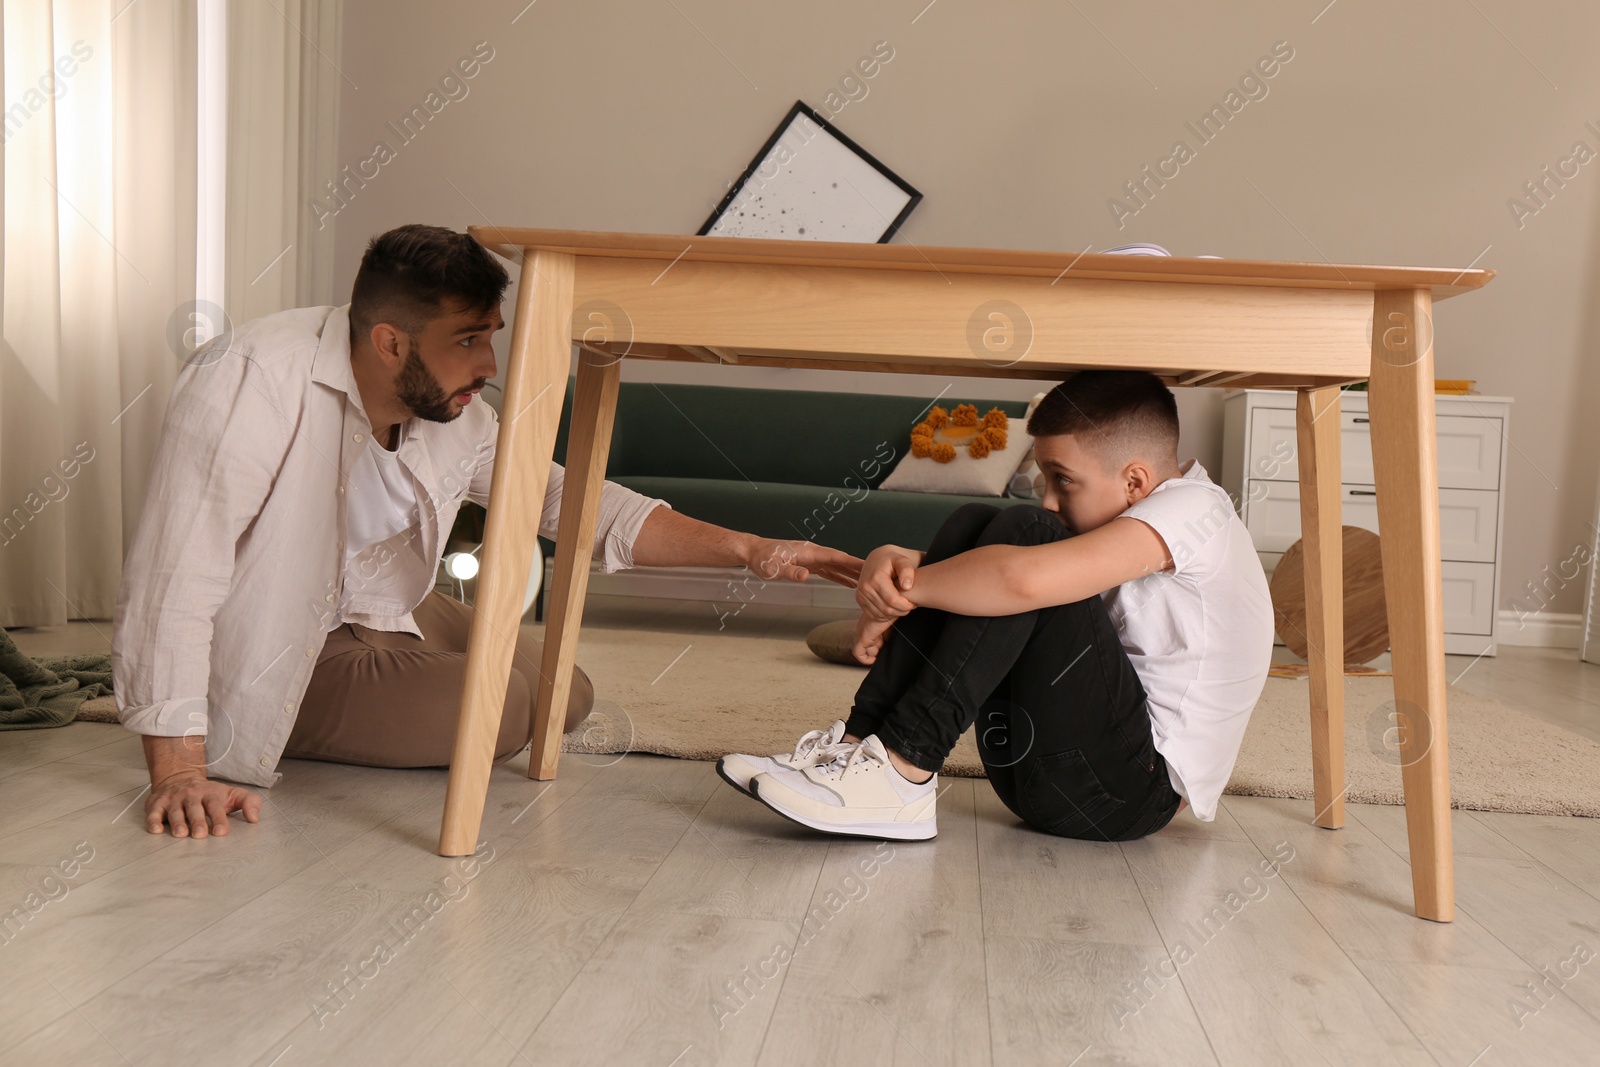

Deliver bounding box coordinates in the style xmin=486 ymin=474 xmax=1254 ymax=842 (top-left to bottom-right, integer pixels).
xmin=698 ymin=100 xmax=921 ymax=243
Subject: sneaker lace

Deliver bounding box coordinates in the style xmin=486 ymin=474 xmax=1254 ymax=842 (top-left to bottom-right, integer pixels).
xmin=814 ymin=739 xmax=883 ymax=778
xmin=790 ymin=726 xmax=847 ymax=763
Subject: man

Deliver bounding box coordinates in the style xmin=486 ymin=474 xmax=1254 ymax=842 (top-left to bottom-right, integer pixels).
xmin=113 ymin=224 xmax=861 ymax=840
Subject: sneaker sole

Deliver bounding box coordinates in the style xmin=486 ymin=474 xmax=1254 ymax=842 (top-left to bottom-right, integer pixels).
xmin=752 ymin=776 xmax=936 ymax=841
xmin=715 ymin=757 xmax=758 ymax=799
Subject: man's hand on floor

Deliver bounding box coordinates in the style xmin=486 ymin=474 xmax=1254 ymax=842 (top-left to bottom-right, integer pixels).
xmin=140 ymin=734 xmax=261 ymax=838
xmin=146 ymin=774 xmax=262 ymax=838
xmin=745 ymin=538 xmax=864 ymax=587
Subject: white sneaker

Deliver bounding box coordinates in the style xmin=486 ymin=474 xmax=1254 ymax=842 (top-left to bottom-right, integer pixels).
xmin=751 ymin=734 xmax=937 ymax=840
xmin=717 ymin=720 xmax=851 ymax=797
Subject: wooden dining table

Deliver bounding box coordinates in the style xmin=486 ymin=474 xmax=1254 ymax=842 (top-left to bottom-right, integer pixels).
xmin=438 ymin=226 xmax=1492 ymax=923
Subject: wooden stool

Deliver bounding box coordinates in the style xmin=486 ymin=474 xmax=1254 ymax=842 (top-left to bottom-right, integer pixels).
xmin=1270 ymin=525 xmax=1389 ymax=667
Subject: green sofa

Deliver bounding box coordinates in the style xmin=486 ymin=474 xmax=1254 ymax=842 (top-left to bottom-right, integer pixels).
xmin=546 ymin=379 xmax=1036 ymax=559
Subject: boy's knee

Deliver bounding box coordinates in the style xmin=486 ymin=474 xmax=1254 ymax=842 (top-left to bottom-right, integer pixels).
xmin=927 ymin=503 xmax=1003 ymax=559
xmin=948 ymin=502 xmax=1003 ymax=526
xmin=979 ymin=504 xmax=1068 ymax=547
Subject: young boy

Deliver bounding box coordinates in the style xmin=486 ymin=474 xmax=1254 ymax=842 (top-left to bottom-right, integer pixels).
xmin=718 ymin=370 xmax=1275 ymax=842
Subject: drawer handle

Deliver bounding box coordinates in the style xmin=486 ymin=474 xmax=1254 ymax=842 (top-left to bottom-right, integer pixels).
xmin=1351 ymin=417 xmax=1369 ymax=424
xmin=1348 ymin=489 xmax=1376 ymax=496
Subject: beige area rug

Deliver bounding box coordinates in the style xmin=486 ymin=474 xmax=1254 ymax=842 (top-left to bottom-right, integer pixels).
xmin=75 ymin=695 xmax=119 ymax=722
xmin=559 ymin=625 xmax=1600 ymax=818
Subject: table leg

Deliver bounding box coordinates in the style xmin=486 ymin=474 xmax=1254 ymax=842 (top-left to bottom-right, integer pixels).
xmin=438 ymin=250 xmax=575 ymax=857
xmin=1295 ymin=385 xmax=1345 ymax=829
xmin=529 ymin=348 xmax=622 ymax=780
xmin=1367 ymin=287 xmax=1454 ymax=922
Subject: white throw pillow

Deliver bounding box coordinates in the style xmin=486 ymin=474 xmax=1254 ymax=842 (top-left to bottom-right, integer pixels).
xmin=1007 ymin=392 xmax=1049 ymax=499
xmin=879 ymin=404 xmax=1033 ymax=498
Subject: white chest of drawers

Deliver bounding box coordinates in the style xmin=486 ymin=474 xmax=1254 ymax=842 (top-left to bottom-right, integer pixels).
xmin=1220 ymin=388 xmax=1513 ymax=657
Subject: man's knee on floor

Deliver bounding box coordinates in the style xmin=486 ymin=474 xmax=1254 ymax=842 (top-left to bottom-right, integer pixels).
xmin=502 ymin=666 xmax=593 ymax=743
xmin=565 ymin=668 xmax=595 ymax=734
xmin=496 ymin=668 xmax=534 ymax=758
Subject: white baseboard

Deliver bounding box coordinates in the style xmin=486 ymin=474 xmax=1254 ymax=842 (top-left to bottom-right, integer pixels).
xmin=1496 ymin=610 xmax=1583 ymax=649
xmin=584 ymin=565 xmax=858 ymax=612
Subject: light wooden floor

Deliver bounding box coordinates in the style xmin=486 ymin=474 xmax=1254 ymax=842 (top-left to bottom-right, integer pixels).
xmin=4 ymin=598 xmax=1600 ymax=1067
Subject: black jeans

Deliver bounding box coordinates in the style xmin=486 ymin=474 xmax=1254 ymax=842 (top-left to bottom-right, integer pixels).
xmin=844 ymin=503 xmax=1183 ymax=842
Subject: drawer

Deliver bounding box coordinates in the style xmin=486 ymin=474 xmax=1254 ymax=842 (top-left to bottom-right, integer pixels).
xmin=1442 ymin=561 xmax=1495 ymax=636
xmin=1245 ymin=482 xmax=1499 ymax=563
xmin=1259 ymin=555 xmax=1493 ymax=640
xmin=1247 ymin=407 xmax=1374 ymax=484
xmin=1247 ymin=407 xmax=1502 ymax=490
xmin=1245 ymin=482 xmax=1377 ymax=553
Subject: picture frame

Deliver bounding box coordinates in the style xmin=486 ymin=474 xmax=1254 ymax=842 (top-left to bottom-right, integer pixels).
xmin=698 ymin=100 xmax=922 ymax=243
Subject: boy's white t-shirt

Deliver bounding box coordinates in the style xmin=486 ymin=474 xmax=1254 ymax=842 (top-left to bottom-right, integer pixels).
xmin=1100 ymin=458 xmax=1274 ymax=822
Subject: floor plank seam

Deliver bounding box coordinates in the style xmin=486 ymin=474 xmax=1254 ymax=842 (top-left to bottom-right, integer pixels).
xmin=1115 ymin=839 xmax=1226 ymax=1067
xmin=752 ymin=841 xmax=831 ymax=1063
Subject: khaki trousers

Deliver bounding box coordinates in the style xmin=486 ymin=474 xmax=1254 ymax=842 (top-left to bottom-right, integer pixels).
xmin=285 ymin=590 xmax=594 ymax=768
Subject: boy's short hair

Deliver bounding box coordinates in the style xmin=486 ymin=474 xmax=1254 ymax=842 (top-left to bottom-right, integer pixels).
xmin=1026 ymin=370 xmax=1180 ymax=472
xmin=349 ymin=224 xmax=510 ymax=339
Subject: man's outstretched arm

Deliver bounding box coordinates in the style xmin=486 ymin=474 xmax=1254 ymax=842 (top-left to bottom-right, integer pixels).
xmin=629 ymin=506 xmax=863 ymax=587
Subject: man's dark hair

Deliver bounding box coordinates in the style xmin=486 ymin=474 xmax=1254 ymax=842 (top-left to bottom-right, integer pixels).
xmin=349 ymin=224 xmax=510 ymax=340
xmin=1026 ymin=370 xmax=1180 ymax=472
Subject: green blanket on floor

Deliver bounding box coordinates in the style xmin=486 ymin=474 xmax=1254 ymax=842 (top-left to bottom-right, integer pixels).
xmin=0 ymin=628 xmax=114 ymax=730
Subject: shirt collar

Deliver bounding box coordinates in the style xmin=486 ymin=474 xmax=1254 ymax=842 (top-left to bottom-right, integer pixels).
xmin=311 ymin=304 xmax=358 ymax=398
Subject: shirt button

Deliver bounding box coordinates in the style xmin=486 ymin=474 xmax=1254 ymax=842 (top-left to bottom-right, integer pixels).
xmin=304 ymin=648 xmax=316 ymax=657
xmin=337 ymin=486 xmax=345 ymax=495
xmin=283 ymin=703 xmax=294 ymax=713
xmin=260 ymin=757 xmax=271 ymax=767
xmin=325 ymin=594 xmax=336 ymax=603
xmin=353 ymin=433 xmax=363 ymax=443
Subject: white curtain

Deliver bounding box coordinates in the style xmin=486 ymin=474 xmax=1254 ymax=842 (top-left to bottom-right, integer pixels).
xmin=1 ymin=0 xmax=196 ymax=626
xmin=225 ymin=0 xmax=340 ymax=323
xmin=0 ymin=0 xmax=338 ymax=627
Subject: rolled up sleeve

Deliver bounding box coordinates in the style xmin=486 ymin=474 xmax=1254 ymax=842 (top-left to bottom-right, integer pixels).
xmin=538 ymin=463 xmax=669 ymax=573
xmin=113 ymin=346 xmax=289 ymax=738
xmin=465 ymin=410 xmax=670 ymax=574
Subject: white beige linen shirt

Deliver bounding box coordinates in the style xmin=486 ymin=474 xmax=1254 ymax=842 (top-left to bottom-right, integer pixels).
xmin=112 ymin=304 xmax=667 ymax=787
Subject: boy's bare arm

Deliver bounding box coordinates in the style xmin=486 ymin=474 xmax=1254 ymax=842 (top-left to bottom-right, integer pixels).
xmin=905 ymin=517 xmax=1173 ymax=616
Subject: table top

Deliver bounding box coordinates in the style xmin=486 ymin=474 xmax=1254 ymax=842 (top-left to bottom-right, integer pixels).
xmin=470 ymin=226 xmax=1495 ymax=300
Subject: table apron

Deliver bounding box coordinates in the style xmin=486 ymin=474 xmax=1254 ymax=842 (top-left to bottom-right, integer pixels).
xmin=571 ymin=256 xmax=1377 ymax=377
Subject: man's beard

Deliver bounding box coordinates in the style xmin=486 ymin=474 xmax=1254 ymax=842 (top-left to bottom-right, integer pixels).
xmin=395 ymin=341 xmax=482 ymax=423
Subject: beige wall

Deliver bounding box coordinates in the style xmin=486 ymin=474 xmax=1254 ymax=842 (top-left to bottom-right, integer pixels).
xmin=326 ymin=0 xmax=1600 ymax=619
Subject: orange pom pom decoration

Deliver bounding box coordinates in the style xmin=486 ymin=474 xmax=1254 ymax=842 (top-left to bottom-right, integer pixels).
xmin=910 ymin=434 xmax=933 ymax=458
xmin=968 ymin=435 xmax=991 ymax=459
xmin=926 ymin=406 xmax=949 ymax=428
xmin=983 ymin=407 xmax=1008 ymax=429
xmin=983 ymin=426 xmax=1008 ymax=450
xmin=931 ymin=442 xmax=957 ymax=463
xmin=952 ymin=403 xmax=979 ymax=427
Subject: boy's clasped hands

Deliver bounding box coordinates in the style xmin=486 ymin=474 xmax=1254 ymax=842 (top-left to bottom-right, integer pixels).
xmin=852 ymin=544 xmax=925 ymax=664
